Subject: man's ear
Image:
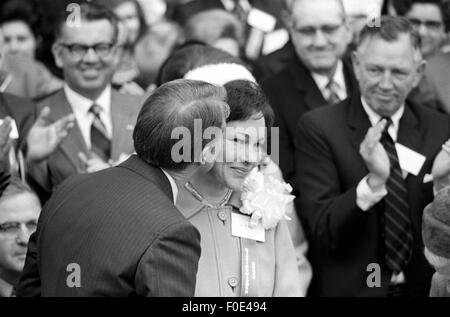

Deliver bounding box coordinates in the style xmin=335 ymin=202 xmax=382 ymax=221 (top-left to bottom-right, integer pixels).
xmin=280 ymin=8 xmax=292 ymax=30
xmin=351 ymin=50 xmax=361 ymax=79
xmin=342 ymin=18 xmax=354 ymax=44
xmin=200 ymin=143 xmax=217 ymax=165
xmin=52 ymin=43 xmax=64 ymax=68
xmin=412 ymin=59 xmax=427 ymax=88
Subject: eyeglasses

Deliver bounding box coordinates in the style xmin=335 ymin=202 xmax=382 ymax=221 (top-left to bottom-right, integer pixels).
xmin=293 ymin=24 xmax=344 ymax=37
xmin=59 ymin=42 xmax=117 ymax=60
xmin=0 ymin=221 xmax=37 ymax=238
xmin=409 ymin=18 xmax=443 ymax=31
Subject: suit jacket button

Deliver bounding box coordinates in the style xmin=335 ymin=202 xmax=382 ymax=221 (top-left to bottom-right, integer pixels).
xmin=218 ymin=210 xmax=227 ymax=221
xmin=228 ymin=277 xmax=239 ymax=288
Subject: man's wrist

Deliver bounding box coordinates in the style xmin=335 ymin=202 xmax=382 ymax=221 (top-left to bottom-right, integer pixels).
xmin=367 ymin=173 xmax=387 ymax=192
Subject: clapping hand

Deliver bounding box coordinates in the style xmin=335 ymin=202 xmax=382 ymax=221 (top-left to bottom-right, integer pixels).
xmin=360 ymin=119 xmax=390 ymax=191
xmin=431 ymin=139 xmax=450 ymax=191
xmin=78 ymin=152 xmax=111 ymax=173
xmin=27 ymin=107 xmax=75 ymax=162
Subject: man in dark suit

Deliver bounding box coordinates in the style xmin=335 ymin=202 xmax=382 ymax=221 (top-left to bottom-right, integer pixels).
xmin=16 ymin=79 xmax=230 ymax=296
xmin=262 ymin=0 xmax=356 ymax=193
xmin=252 ymin=41 xmax=295 ymax=83
xmin=296 ymin=16 xmax=450 ymax=296
xmin=25 ymin=3 xmax=143 ymax=200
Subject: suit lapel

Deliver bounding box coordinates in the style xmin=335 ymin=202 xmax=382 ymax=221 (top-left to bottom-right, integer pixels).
xmin=289 ymin=57 xmax=327 ymax=111
xmin=51 ymin=90 xmax=89 ymax=171
xmin=397 ymin=104 xmax=422 ymax=152
xmin=346 ymin=94 xmax=372 ymax=153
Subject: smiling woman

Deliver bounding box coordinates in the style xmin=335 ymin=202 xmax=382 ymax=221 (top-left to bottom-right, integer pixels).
xmin=175 ymin=80 xmax=308 ymax=297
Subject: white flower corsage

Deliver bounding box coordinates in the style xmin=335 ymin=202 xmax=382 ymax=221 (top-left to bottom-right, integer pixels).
xmin=240 ymin=167 xmax=295 ymax=230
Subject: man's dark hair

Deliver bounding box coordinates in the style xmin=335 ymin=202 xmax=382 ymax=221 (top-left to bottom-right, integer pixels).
xmin=54 ymin=2 xmax=119 ymax=42
xmin=357 ymin=15 xmax=422 ymax=52
xmin=224 ymin=80 xmax=275 ymax=128
xmin=133 ymin=79 xmax=229 ymax=170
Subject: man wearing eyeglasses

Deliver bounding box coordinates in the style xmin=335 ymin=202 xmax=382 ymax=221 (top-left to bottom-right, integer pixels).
xmin=402 ymin=0 xmax=450 ymax=114
xmin=26 ymin=2 xmax=143 ymax=202
xmin=261 ymin=0 xmax=358 ymax=197
xmin=0 ymin=178 xmax=40 ymax=297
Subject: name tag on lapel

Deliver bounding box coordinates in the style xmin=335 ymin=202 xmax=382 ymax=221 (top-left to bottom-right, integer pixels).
xmin=395 ymin=143 xmax=426 ymax=176
xmin=0 ymin=118 xmax=19 ymax=139
xmin=231 ymin=213 xmax=265 ymax=242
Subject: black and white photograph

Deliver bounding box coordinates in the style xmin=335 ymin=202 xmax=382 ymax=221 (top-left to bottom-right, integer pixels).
xmin=0 ymin=0 xmax=449 ymax=306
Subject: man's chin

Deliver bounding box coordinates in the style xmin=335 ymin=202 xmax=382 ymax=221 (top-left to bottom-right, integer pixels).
xmin=309 ymin=60 xmax=338 ymax=74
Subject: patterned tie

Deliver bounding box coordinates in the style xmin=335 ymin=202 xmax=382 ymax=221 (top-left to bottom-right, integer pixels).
xmin=89 ymin=104 xmax=111 ymax=162
xmin=380 ymin=118 xmax=413 ymax=273
xmin=326 ymin=79 xmax=341 ymax=104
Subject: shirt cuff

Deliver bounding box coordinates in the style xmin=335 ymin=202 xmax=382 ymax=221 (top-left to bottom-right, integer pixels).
xmin=356 ymin=175 xmax=388 ymax=211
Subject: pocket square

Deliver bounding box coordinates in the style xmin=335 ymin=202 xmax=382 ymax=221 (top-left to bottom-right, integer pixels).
xmin=423 ymin=173 xmax=433 ymax=183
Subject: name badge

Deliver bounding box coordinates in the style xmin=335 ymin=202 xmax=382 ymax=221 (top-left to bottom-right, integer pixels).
xmin=231 ymin=213 xmax=265 ymax=242
xmin=395 ymin=143 xmax=426 ymax=176
xmin=0 ymin=118 xmax=19 ymax=139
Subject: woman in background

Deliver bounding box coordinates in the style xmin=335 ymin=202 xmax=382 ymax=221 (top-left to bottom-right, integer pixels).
xmin=0 ymin=0 xmax=62 ymax=99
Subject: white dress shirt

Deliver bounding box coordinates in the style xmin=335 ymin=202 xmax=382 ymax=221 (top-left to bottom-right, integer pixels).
xmin=64 ymin=84 xmax=113 ymax=149
xmin=356 ymin=98 xmax=406 ymax=285
xmin=161 ymin=168 xmax=179 ymax=204
xmin=311 ymin=60 xmax=347 ymax=101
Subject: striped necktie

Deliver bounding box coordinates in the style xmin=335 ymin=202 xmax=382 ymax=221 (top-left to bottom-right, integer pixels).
xmin=89 ymin=104 xmax=111 ymax=162
xmin=380 ymin=118 xmax=413 ymax=273
xmin=326 ymin=79 xmax=341 ymax=104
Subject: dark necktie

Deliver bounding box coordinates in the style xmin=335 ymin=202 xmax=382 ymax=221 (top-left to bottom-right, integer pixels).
xmin=89 ymin=104 xmax=111 ymax=162
xmin=326 ymin=79 xmax=341 ymax=104
xmin=380 ymin=118 xmax=413 ymax=273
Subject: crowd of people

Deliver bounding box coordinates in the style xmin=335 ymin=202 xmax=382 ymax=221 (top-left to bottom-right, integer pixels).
xmin=0 ymin=0 xmax=450 ymax=297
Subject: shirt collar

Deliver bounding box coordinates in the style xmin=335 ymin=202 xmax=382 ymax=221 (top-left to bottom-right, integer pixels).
xmin=0 ymin=277 xmax=13 ymax=297
xmin=64 ymin=84 xmax=111 ymax=117
xmin=160 ymin=168 xmax=178 ymax=204
xmin=361 ymin=97 xmax=405 ymax=141
xmin=311 ymin=60 xmax=346 ymax=94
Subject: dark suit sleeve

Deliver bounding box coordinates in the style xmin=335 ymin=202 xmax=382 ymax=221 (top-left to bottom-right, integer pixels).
xmin=135 ymin=221 xmax=201 ymax=297
xmin=295 ymin=114 xmax=368 ymax=251
xmin=15 ymin=229 xmax=41 ymax=297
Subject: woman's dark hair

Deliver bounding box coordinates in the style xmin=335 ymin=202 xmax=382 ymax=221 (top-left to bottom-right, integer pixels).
xmin=158 ymin=43 xmax=247 ymax=85
xmin=0 ymin=0 xmax=42 ymax=39
xmin=224 ymin=80 xmax=274 ymax=128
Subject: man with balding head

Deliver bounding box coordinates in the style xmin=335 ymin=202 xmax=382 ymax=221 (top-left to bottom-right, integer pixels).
xmin=296 ymin=16 xmax=450 ymax=296
xmin=261 ymin=0 xmax=358 ymax=196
